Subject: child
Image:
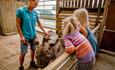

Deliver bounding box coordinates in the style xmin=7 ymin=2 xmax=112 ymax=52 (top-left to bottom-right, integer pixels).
xmin=62 ymin=16 xmax=95 ymax=70
xmin=73 ymin=8 xmax=98 ymax=55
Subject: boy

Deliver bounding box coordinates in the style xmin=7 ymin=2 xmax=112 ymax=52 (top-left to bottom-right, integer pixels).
xmin=16 ymin=0 xmax=48 ymax=70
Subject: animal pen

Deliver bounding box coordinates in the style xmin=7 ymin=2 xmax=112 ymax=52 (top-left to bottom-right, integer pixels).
xmin=0 ymin=0 xmax=115 ymax=70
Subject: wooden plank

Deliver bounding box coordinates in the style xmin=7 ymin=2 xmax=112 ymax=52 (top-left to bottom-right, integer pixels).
xmin=43 ymin=52 xmax=70 ymax=70
xmin=100 ymin=0 xmax=115 ymax=52
xmin=0 ymin=0 xmax=16 ymax=35
xmin=100 ymin=49 xmax=115 ymax=56
xmin=98 ymin=0 xmax=109 ymax=46
xmin=0 ymin=1 xmax=2 ymax=34
xmin=83 ymin=0 xmax=86 ymax=7
xmin=85 ymin=0 xmax=89 ymax=8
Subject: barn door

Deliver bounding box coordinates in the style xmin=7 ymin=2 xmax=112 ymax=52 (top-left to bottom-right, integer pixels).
xmin=100 ymin=0 xmax=115 ymax=52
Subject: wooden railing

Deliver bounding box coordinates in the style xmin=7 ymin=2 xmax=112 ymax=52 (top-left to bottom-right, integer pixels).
xmin=59 ymin=0 xmax=105 ymax=9
xmin=44 ymin=0 xmax=106 ymax=70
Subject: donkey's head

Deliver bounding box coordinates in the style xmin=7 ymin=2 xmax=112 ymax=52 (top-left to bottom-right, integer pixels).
xmin=44 ymin=30 xmax=59 ymax=47
xmin=36 ymin=30 xmax=60 ymax=68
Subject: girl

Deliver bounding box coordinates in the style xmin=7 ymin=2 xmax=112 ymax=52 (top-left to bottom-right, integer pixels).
xmin=73 ymin=8 xmax=98 ymax=55
xmin=62 ymin=16 xmax=95 ymax=70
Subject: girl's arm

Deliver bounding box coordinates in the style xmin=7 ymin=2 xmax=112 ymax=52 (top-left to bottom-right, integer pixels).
xmin=64 ymin=38 xmax=75 ymax=53
xmin=79 ymin=25 xmax=88 ymax=37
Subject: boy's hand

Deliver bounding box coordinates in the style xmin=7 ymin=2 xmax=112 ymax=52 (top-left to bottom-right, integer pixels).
xmin=44 ymin=31 xmax=49 ymax=36
xmin=20 ymin=36 xmax=29 ymax=45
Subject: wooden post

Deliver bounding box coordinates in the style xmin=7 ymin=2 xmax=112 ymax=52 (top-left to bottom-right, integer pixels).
xmin=56 ymin=0 xmax=61 ymax=37
xmin=99 ymin=0 xmax=110 ymax=46
xmin=0 ymin=0 xmax=17 ymax=35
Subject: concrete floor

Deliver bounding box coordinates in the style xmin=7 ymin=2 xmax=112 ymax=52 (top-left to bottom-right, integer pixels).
xmin=0 ymin=34 xmax=115 ymax=70
xmin=0 ymin=33 xmax=43 ymax=70
xmin=95 ymin=53 xmax=115 ymax=70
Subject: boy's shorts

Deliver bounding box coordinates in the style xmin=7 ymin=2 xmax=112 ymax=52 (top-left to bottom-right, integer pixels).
xmin=20 ymin=38 xmax=36 ymax=54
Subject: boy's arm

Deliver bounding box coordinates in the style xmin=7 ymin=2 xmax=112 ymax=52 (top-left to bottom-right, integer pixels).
xmin=37 ymin=20 xmax=48 ymax=35
xmin=16 ymin=17 xmax=27 ymax=44
xmin=16 ymin=17 xmax=23 ymax=38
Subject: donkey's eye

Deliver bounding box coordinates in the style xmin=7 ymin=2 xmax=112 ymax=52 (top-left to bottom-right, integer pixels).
xmin=48 ymin=47 xmax=51 ymax=50
xmin=45 ymin=50 xmax=50 ymax=55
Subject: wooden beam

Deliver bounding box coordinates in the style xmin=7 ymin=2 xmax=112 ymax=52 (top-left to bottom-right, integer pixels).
xmin=43 ymin=52 xmax=70 ymax=70
xmin=100 ymin=49 xmax=115 ymax=56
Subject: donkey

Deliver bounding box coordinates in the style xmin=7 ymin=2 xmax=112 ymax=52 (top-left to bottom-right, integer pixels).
xmin=35 ymin=30 xmax=61 ymax=68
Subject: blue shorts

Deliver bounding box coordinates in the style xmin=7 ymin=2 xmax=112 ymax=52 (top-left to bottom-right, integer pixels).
xmin=20 ymin=38 xmax=36 ymax=54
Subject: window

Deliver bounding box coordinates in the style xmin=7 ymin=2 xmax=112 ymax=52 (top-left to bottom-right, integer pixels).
xmin=35 ymin=0 xmax=56 ymax=27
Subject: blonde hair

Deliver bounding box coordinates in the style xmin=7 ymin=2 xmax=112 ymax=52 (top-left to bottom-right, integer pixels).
xmin=62 ymin=16 xmax=79 ymax=37
xmin=73 ymin=8 xmax=89 ymax=28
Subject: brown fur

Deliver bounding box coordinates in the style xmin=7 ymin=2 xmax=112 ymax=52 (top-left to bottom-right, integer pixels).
xmin=35 ymin=30 xmax=61 ymax=68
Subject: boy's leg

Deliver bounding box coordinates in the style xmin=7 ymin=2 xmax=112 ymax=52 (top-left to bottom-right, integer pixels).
xmin=19 ymin=42 xmax=28 ymax=70
xmin=31 ymin=49 xmax=35 ymax=61
xmin=20 ymin=53 xmax=25 ymax=67
xmin=29 ymin=39 xmax=38 ymax=68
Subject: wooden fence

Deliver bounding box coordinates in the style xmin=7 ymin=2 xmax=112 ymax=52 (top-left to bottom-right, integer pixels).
xmin=56 ymin=0 xmax=106 ymax=38
xmin=43 ymin=0 xmax=107 ymax=70
xmin=0 ymin=0 xmax=17 ymax=35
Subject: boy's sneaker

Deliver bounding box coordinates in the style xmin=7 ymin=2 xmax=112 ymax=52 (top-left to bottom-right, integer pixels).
xmin=19 ymin=66 xmax=24 ymax=70
xmin=30 ymin=61 xmax=38 ymax=69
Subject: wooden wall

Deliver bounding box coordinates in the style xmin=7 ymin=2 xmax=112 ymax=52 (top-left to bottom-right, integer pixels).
xmin=100 ymin=0 xmax=115 ymax=52
xmin=16 ymin=1 xmax=26 ymax=8
xmin=0 ymin=0 xmax=17 ymax=35
xmin=56 ymin=0 xmax=105 ymax=37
